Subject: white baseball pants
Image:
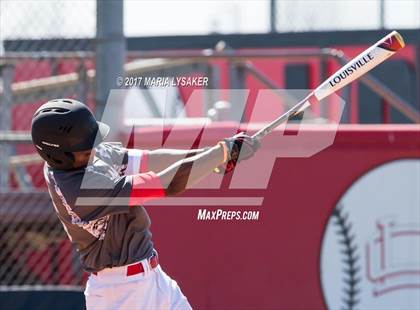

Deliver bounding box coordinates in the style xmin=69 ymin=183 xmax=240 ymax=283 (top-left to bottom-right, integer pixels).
xmin=84 ymin=260 xmax=192 ymax=310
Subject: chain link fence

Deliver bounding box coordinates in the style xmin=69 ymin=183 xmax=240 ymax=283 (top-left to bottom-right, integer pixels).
xmin=0 ymin=0 xmax=96 ymax=190
xmin=273 ymin=0 xmax=420 ymax=32
xmin=1 ymin=0 xmax=419 ymax=291
xmin=0 ymin=192 xmax=86 ymax=286
xmin=0 ymin=1 xmax=96 ymax=287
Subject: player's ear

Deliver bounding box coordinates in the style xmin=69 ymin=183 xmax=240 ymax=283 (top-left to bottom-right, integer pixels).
xmin=63 ymin=152 xmax=75 ymax=167
xmin=82 ymin=149 xmax=94 ymax=161
xmin=72 ymin=149 xmax=93 ymax=167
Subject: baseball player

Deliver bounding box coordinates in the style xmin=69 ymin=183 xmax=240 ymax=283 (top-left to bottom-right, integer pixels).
xmin=31 ymin=99 xmax=260 ymax=309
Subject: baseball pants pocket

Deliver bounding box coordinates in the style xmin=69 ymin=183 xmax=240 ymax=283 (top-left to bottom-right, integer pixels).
xmin=155 ymin=266 xmax=192 ymax=310
xmin=85 ymin=276 xmax=115 ymax=310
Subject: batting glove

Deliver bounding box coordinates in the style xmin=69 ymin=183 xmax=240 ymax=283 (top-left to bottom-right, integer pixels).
xmin=215 ymin=132 xmax=260 ymax=173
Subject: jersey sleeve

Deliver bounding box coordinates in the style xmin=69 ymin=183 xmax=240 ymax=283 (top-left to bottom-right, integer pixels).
xmin=95 ymin=142 xmax=150 ymax=176
xmin=128 ymin=172 xmax=166 ymax=206
xmin=125 ymin=149 xmax=149 ymax=175
xmin=95 ymin=142 xmax=129 ymax=175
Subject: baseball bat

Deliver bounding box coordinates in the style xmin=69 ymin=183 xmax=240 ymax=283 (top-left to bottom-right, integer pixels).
xmin=252 ymin=30 xmax=405 ymax=140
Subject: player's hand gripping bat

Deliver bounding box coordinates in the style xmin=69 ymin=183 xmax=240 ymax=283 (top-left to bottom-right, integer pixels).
xmin=252 ymin=30 xmax=405 ymax=141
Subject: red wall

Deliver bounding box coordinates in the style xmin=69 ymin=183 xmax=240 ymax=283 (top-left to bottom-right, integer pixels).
xmin=135 ymin=124 xmax=420 ymax=309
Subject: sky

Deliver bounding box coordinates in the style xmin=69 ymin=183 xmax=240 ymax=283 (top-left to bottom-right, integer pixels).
xmin=0 ymin=0 xmax=419 ymax=40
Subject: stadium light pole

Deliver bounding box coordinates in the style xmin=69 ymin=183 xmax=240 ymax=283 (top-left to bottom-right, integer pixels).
xmin=95 ymin=0 xmax=126 ymax=136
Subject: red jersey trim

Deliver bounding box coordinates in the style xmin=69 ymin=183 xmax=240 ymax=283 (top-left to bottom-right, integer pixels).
xmin=140 ymin=150 xmax=149 ymax=173
xmin=129 ymin=172 xmax=165 ymax=206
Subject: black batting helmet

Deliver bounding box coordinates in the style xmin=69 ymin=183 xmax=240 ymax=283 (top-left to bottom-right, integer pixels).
xmin=31 ymin=99 xmax=110 ymax=170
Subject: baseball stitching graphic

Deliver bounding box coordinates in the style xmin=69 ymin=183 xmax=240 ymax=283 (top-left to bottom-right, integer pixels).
xmin=331 ymin=204 xmax=361 ymax=309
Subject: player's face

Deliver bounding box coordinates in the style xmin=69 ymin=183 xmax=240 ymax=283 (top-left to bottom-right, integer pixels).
xmin=72 ymin=149 xmax=95 ymax=168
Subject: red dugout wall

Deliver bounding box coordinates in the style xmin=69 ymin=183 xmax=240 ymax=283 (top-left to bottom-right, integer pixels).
xmin=134 ymin=124 xmax=420 ymax=309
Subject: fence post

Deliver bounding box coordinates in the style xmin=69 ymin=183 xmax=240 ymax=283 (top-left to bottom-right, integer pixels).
xmin=95 ymin=0 xmax=125 ymax=137
xmin=0 ymin=64 xmax=14 ymax=190
xmin=416 ymin=44 xmax=420 ymax=112
xmin=270 ymin=0 xmax=277 ymax=33
xmin=77 ymin=59 xmax=88 ymax=104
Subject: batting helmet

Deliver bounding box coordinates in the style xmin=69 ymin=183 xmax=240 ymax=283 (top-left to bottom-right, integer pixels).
xmin=31 ymin=99 xmax=110 ymax=170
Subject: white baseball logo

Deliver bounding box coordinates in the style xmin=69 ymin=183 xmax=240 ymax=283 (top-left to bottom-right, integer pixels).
xmin=321 ymin=159 xmax=420 ymax=309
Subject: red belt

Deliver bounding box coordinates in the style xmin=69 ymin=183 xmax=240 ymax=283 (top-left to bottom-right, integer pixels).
xmin=93 ymin=254 xmax=159 ymax=276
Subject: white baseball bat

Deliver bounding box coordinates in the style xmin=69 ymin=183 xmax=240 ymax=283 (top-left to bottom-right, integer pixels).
xmin=253 ymin=31 xmax=405 ymax=140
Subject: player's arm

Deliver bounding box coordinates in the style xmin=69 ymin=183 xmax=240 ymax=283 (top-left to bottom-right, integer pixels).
xmin=157 ymin=133 xmax=260 ymax=196
xmin=124 ymin=148 xmax=209 ymax=176
xmin=128 ymin=133 xmax=260 ymax=205
xmin=127 ymin=146 xmax=226 ymax=206
xmin=157 ymin=144 xmax=225 ymax=196
xmin=147 ymin=148 xmax=209 ymax=172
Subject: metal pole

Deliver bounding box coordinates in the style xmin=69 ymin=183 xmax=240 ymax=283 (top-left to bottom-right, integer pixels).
xmin=0 ymin=64 xmax=14 ymax=190
xmin=270 ymin=0 xmax=277 ymax=33
xmin=379 ymin=0 xmax=385 ymax=29
xmin=95 ymin=0 xmax=125 ymax=134
xmin=77 ymin=60 xmax=88 ymax=104
xmin=416 ymin=44 xmax=420 ymax=112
